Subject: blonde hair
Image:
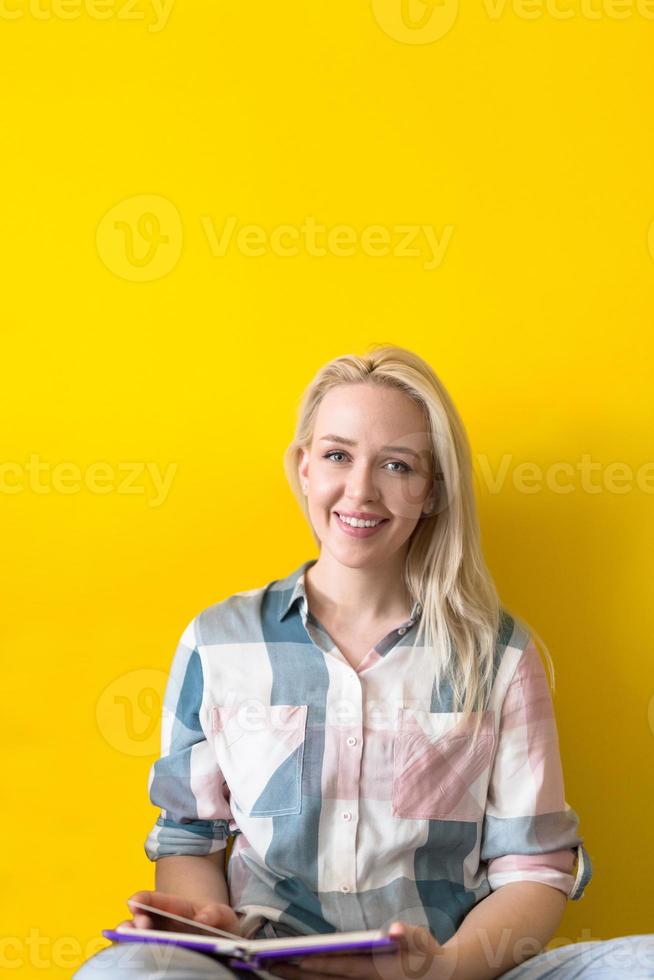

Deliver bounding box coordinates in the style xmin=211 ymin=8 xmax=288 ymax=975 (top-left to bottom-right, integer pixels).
xmin=283 ymin=343 xmax=555 ymax=748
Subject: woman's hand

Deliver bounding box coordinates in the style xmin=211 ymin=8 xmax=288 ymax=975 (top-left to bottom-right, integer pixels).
xmin=267 ymin=922 xmax=456 ymax=980
xmin=115 ymin=888 xmax=243 ymax=936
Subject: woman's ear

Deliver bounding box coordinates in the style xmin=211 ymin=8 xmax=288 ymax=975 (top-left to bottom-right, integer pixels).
xmin=422 ymin=471 xmax=445 ymax=516
xmin=297 ymin=447 xmax=309 ymax=490
xmin=421 ymin=486 xmax=437 ymax=516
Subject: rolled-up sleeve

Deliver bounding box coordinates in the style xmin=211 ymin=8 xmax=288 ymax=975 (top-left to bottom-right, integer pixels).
xmin=144 ymin=619 xmax=234 ymax=861
xmin=480 ymin=636 xmax=593 ymax=900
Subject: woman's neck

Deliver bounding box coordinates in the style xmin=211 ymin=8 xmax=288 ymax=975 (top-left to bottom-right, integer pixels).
xmin=304 ymin=553 xmax=412 ymax=625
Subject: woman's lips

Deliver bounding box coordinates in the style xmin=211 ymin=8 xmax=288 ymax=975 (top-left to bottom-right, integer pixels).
xmin=333 ymin=512 xmax=389 ymax=539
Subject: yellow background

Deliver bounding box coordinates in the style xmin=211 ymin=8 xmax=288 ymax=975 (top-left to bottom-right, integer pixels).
xmin=2 ymin=0 xmax=653 ymax=974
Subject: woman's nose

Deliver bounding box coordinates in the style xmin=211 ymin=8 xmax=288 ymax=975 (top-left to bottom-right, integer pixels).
xmin=345 ymin=465 xmax=379 ymax=501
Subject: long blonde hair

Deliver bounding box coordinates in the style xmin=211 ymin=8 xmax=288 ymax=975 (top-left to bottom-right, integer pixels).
xmin=283 ymin=343 xmax=555 ymax=748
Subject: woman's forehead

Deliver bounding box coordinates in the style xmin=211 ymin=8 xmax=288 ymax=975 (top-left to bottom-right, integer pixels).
xmin=320 ymin=382 xmax=425 ymax=419
xmin=314 ymin=384 xmax=431 ymax=444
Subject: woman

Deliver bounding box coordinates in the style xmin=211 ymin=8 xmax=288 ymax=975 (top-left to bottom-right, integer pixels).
xmin=75 ymin=345 xmax=654 ymax=978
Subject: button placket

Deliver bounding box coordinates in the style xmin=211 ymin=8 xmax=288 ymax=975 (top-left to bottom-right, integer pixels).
xmin=338 ymin=798 xmax=358 ymax=897
xmin=334 ymin=666 xmax=361 ymax=903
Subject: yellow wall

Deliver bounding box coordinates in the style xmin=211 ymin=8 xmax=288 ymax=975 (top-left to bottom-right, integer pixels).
xmin=2 ymin=1 xmax=652 ymax=974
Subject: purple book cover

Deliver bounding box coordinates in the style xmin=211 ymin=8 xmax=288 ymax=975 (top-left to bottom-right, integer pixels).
xmin=101 ymin=926 xmax=398 ymax=968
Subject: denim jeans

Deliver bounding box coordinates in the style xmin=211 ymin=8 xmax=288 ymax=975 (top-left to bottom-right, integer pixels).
xmin=73 ymin=933 xmax=654 ymax=979
xmin=72 ymin=940 xmax=278 ymax=979
xmin=501 ymin=934 xmax=654 ymax=978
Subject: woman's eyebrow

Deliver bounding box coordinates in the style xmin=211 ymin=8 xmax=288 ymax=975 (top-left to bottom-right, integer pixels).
xmin=318 ymin=434 xmax=420 ymax=458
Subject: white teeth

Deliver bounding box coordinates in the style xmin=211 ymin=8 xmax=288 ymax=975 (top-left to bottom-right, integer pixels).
xmin=337 ymin=513 xmax=384 ymax=528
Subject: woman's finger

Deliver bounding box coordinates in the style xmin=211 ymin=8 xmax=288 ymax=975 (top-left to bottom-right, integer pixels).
xmin=132 ymin=912 xmax=154 ymax=929
xmin=126 ymin=889 xmax=198 ymax=932
xmin=269 ymin=954 xmax=396 ymax=978
xmin=387 ymin=922 xmax=449 ymax=979
xmin=193 ymin=902 xmax=241 ymax=933
xmin=127 ymin=890 xmax=193 ymax=920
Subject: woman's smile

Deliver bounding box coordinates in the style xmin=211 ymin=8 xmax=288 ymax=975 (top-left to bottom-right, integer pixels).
xmin=332 ymin=510 xmax=390 ymax=538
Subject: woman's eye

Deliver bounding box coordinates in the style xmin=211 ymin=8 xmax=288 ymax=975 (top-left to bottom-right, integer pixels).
xmin=322 ymin=452 xmax=411 ymax=474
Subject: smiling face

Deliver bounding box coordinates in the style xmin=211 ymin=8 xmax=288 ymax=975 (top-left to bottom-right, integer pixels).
xmin=298 ymin=382 xmax=435 ymax=569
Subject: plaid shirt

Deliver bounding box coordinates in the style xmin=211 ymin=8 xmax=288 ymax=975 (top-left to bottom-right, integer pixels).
xmin=144 ymin=558 xmax=592 ymax=942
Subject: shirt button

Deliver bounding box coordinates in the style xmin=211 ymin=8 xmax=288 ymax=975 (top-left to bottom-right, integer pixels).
xmin=341 ymin=884 xmax=351 ymax=893
xmin=342 ymin=811 xmax=352 ymax=821
xmin=398 ymin=627 xmax=407 ymax=635
xmin=346 ymin=736 xmax=357 ymax=747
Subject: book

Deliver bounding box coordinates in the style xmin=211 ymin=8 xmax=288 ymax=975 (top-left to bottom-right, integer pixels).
xmin=102 ymin=901 xmax=399 ymax=970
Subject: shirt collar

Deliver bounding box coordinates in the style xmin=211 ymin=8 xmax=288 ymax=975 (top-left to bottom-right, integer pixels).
xmin=276 ymin=559 xmax=423 ymax=625
xmin=277 ymin=559 xmax=316 ymax=621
